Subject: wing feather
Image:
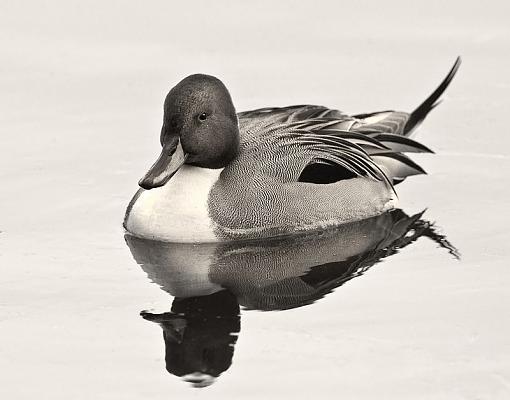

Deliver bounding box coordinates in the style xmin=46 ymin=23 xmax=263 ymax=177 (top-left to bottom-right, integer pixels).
xmin=369 ymin=133 xmax=434 ymax=153
xmin=370 ymin=151 xmax=427 ymax=179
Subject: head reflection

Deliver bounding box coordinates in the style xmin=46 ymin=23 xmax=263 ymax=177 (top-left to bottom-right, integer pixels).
xmin=141 ymin=290 xmax=240 ymax=388
xmin=126 ymin=209 xmax=458 ymax=387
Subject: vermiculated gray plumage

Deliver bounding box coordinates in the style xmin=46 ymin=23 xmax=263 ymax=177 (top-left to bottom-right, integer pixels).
xmin=207 ymin=59 xmax=460 ymax=239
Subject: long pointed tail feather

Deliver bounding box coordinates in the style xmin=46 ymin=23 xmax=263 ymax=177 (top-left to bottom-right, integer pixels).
xmin=403 ymin=57 xmax=461 ymax=136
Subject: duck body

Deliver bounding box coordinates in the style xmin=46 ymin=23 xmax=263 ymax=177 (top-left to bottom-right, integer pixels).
xmin=124 ymin=59 xmax=461 ymax=243
xmin=125 ymin=165 xmax=395 ymax=243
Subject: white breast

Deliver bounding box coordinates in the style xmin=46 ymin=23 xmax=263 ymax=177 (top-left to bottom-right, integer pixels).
xmin=124 ymin=166 xmax=223 ymax=242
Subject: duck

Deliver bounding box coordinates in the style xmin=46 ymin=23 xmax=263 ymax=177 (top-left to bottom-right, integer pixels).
xmin=124 ymin=58 xmax=461 ymax=243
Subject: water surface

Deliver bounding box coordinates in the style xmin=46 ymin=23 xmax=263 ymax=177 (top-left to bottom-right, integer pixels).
xmin=126 ymin=210 xmax=458 ymax=387
xmin=1 ymin=1 xmax=510 ymax=398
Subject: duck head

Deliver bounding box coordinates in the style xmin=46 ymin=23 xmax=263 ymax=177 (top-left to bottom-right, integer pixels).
xmin=139 ymin=74 xmax=239 ymax=190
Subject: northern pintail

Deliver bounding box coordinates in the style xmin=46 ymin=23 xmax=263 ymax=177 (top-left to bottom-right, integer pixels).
xmin=124 ymin=58 xmax=461 ymax=242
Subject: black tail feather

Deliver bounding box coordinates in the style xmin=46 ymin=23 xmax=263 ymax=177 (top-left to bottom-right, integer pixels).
xmin=403 ymin=57 xmax=461 ymax=136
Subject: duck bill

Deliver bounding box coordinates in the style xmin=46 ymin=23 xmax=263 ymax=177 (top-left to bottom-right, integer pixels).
xmin=138 ymin=138 xmax=188 ymax=190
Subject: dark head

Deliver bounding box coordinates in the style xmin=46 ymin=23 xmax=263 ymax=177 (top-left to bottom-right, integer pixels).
xmin=139 ymin=74 xmax=239 ymax=189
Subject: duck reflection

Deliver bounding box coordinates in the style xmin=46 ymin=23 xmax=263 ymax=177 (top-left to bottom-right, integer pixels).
xmin=125 ymin=209 xmax=458 ymax=387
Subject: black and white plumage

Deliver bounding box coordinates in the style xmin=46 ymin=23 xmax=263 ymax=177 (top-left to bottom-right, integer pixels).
xmin=125 ymin=58 xmax=461 ymax=242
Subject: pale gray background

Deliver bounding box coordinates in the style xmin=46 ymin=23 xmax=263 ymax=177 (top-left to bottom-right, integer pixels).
xmin=1 ymin=1 xmax=509 ymax=399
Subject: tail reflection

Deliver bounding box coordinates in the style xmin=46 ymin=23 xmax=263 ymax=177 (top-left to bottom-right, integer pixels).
xmin=126 ymin=209 xmax=458 ymax=387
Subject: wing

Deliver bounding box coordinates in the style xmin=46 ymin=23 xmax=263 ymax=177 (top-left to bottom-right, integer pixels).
xmin=237 ymin=105 xmax=432 ymax=186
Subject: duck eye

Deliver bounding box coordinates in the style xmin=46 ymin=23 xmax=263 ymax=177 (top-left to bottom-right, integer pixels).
xmin=198 ymin=113 xmax=207 ymax=122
